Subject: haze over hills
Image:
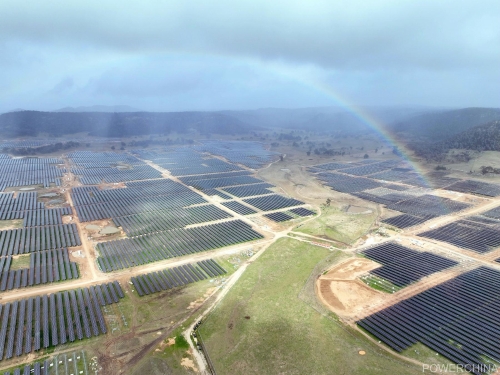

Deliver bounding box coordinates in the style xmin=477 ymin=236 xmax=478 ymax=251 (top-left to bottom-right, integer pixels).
xmin=54 ymin=105 xmax=143 ymax=113
xmin=0 ymin=110 xmax=255 ymax=138
xmin=391 ymin=107 xmax=500 ymax=141
xmin=411 ymin=120 xmax=500 ymax=161
xmin=220 ymin=106 xmax=435 ymax=133
xmin=0 ymin=107 xmax=500 ymax=144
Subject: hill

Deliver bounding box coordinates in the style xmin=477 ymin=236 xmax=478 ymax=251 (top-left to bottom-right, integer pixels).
xmin=391 ymin=107 xmax=500 ymax=141
xmin=441 ymin=120 xmax=500 ymax=151
xmin=54 ymin=105 xmax=143 ymax=112
xmin=0 ymin=111 xmax=254 ymax=138
xmin=222 ymin=106 xmax=430 ymax=134
xmin=410 ymin=120 xmax=500 ymax=161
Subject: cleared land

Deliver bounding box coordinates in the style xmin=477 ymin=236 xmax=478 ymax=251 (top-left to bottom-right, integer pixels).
xmin=295 ymin=206 xmax=378 ymax=245
xmin=199 ymin=237 xmax=422 ymax=375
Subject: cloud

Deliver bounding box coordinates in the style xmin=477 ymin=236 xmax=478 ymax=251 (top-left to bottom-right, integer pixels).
xmin=48 ymin=77 xmax=74 ymax=94
xmin=0 ymin=1 xmax=499 ymax=112
xmin=0 ymin=0 xmax=498 ymax=71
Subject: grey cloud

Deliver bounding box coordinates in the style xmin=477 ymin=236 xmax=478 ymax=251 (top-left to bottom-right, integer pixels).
xmin=48 ymin=77 xmax=74 ymax=94
xmin=0 ymin=0 xmax=498 ymax=72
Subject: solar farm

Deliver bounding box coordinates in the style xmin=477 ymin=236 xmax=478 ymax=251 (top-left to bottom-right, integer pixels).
xmin=309 ymin=158 xmax=500 ymax=230
xmin=0 ymin=140 xmax=322 ymax=372
xmin=4 ymin=136 xmax=500 ymax=374
xmin=309 ymin=155 xmax=500 ymax=374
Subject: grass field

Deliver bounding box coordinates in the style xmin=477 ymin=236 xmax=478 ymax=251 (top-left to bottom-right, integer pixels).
xmin=199 ymin=237 xmax=422 ymax=375
xmin=294 ymin=206 xmax=377 ymax=244
xmin=0 ymin=219 xmax=23 ymax=230
xmin=10 ymin=254 xmax=31 ymax=270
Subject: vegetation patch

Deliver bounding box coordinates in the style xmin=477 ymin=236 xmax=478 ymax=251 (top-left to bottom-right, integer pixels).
xmin=200 ymin=237 xmax=422 ymax=375
xmin=294 ymin=206 xmax=377 ymax=244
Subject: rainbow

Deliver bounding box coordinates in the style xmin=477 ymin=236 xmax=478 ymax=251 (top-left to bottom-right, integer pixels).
xmin=3 ymin=51 xmax=431 ymax=186
xmin=268 ymin=66 xmax=431 ymax=187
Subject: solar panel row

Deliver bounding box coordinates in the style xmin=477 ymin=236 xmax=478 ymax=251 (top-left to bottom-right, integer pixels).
xmin=0 ymin=224 xmax=81 ymax=256
xmin=96 ymin=220 xmax=263 ymax=272
xmin=131 ymin=259 xmax=226 ymax=297
xmin=0 ymin=249 xmax=79 ymax=291
xmin=0 ymin=282 xmax=123 ymax=361
xmin=357 ymin=267 xmax=500 ymax=373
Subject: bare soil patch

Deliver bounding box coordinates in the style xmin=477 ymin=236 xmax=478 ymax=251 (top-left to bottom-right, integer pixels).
xmin=322 ymin=258 xmax=380 ymax=280
xmin=346 ymin=205 xmax=372 ymax=214
xmin=317 ymin=279 xmax=383 ymax=316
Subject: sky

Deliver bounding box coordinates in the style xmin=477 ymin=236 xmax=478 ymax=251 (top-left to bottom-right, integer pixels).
xmin=0 ymin=0 xmax=499 ymax=113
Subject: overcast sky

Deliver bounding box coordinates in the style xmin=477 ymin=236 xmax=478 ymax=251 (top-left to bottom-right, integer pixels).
xmin=0 ymin=0 xmax=499 ymax=113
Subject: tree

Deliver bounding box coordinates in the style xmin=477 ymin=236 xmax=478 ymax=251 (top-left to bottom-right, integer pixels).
xmin=364 ymin=153 xmax=369 ymax=159
xmin=111 ymin=146 xmax=115 ymax=150
xmin=306 ymin=151 xmax=311 ymax=156
xmin=325 ymin=198 xmax=331 ymax=207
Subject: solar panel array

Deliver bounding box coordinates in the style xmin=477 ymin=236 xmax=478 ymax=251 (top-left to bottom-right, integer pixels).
xmin=446 ymin=180 xmax=500 ymax=197
xmin=194 ymin=140 xmax=279 ymax=169
xmin=22 ymin=208 xmax=72 ymax=227
xmin=133 ymin=148 xmax=244 ymax=176
xmin=0 ymin=224 xmax=81 ymax=256
xmin=310 ymin=158 xmax=500 ymax=231
xmin=361 ymin=242 xmax=458 ymax=288
xmin=71 ymin=180 xmax=206 ymax=222
xmin=317 ymin=172 xmax=384 ymax=193
xmin=243 ymin=195 xmax=304 ymax=211
xmin=131 ymin=259 xmax=226 ymax=297
xmin=419 ymin=218 xmax=500 ymax=253
xmin=382 ymin=213 xmax=437 ymax=229
xmin=220 ymin=201 xmax=257 ymax=215
xmin=357 ymin=267 xmax=500 ymax=373
xmin=0 ymin=249 xmax=78 ymax=291
xmin=69 ymin=151 xmax=162 ymax=184
xmin=0 ymin=282 xmax=123 ymax=361
xmin=200 ymin=189 xmax=233 ymax=200
xmin=386 ymin=194 xmax=470 ymax=217
xmin=182 ymin=175 xmax=263 ymax=190
xmin=96 ymin=220 xmax=263 ymax=272
xmin=0 ymin=156 xmax=64 ymax=192
xmin=481 ymin=206 xmax=500 ymax=220
xmin=264 ymin=212 xmax=293 ymax=222
xmin=289 ymin=207 xmax=315 ymax=217
xmin=113 ymin=204 xmax=232 ymax=236
xmin=222 ymin=183 xmax=275 ymax=198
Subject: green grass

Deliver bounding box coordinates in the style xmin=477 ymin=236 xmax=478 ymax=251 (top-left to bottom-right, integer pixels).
xmin=10 ymin=254 xmax=31 ymax=270
xmin=0 ymin=219 xmax=23 ymax=230
xmin=200 ymin=237 xmax=422 ymax=375
xmin=293 ymin=206 xmax=377 ymax=244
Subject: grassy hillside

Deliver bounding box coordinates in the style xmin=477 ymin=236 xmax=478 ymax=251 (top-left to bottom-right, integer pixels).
xmin=200 ymin=237 xmax=423 ymax=375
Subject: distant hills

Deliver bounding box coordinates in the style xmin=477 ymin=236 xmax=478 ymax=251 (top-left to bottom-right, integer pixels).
xmin=442 ymin=120 xmax=500 ymax=151
xmin=410 ymin=120 xmax=500 ymax=161
xmin=390 ymin=107 xmax=500 ymax=141
xmin=1 ymin=106 xmax=424 ymax=138
xmin=0 ymin=111 xmax=254 ymax=138
xmin=54 ymin=105 xmax=143 ymax=113
xmin=1 ymin=107 xmax=500 ymax=143
xmin=222 ymin=106 xmax=431 ymax=133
